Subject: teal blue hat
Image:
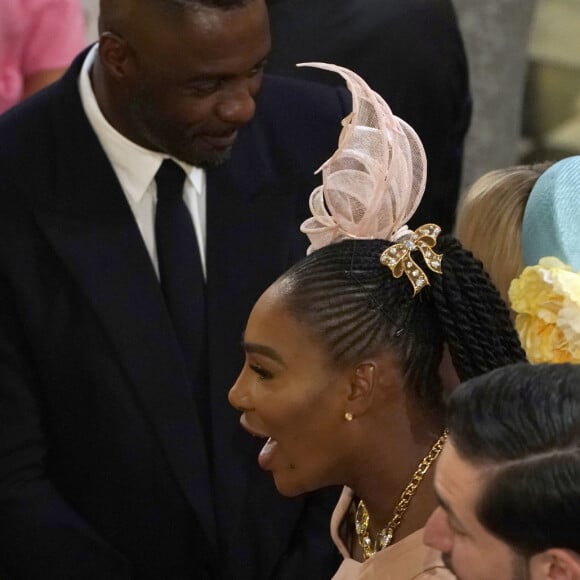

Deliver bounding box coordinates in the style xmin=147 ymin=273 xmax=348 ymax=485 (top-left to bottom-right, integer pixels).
xmin=521 ymin=156 xmax=580 ymax=270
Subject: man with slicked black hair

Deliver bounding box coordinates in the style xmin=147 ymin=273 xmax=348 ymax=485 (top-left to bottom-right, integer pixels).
xmin=424 ymin=363 xmax=580 ymax=580
xmin=0 ymin=0 xmax=350 ymax=577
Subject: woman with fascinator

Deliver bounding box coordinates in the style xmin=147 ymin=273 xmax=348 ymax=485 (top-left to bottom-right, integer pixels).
xmin=507 ymin=156 xmax=580 ymax=364
xmin=229 ymin=64 xmax=526 ymax=578
xmin=456 ymin=155 xmax=580 ymax=363
xmin=455 ymin=160 xmax=554 ymax=305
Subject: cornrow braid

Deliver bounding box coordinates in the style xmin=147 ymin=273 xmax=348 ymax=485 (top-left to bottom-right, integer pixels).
xmin=280 ymin=235 xmax=527 ymax=410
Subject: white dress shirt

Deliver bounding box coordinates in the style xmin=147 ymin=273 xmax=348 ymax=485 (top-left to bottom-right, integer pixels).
xmin=78 ymin=44 xmax=207 ymax=278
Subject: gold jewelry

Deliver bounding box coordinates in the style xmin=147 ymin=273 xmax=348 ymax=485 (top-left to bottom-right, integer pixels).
xmin=344 ymin=412 xmax=354 ymax=422
xmin=355 ymin=429 xmax=448 ymax=560
xmin=380 ymin=224 xmax=443 ymax=296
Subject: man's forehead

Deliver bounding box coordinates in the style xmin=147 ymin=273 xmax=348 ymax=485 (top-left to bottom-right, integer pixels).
xmin=436 ymin=440 xmax=488 ymax=507
xmin=103 ymin=0 xmax=269 ymax=67
xmin=100 ymin=0 xmax=198 ymax=34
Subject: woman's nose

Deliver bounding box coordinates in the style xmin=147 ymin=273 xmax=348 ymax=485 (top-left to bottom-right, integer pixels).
xmin=228 ymin=371 xmax=251 ymax=411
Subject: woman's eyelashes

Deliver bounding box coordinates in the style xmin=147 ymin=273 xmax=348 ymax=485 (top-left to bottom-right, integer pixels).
xmin=249 ymin=364 xmax=274 ymax=381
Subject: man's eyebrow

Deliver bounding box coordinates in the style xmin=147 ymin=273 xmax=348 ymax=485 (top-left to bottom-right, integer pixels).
xmin=187 ymin=55 xmax=271 ymax=82
xmin=434 ymin=488 xmax=464 ymax=528
xmin=253 ymin=54 xmax=270 ymax=68
xmin=241 ymin=341 xmax=287 ymax=367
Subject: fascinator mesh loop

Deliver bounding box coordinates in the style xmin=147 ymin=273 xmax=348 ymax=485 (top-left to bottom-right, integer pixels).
xmin=298 ymin=62 xmax=428 ymax=255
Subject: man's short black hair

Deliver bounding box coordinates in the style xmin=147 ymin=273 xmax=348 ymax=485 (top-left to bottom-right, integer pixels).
xmin=447 ymin=362 xmax=580 ymax=556
xmin=155 ymin=0 xmax=253 ymax=9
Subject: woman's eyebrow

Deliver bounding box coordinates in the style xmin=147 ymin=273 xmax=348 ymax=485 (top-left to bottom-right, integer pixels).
xmin=241 ymin=341 xmax=287 ymax=367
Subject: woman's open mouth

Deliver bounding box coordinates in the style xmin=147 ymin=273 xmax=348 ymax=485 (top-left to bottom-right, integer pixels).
xmin=240 ymin=415 xmax=278 ymax=470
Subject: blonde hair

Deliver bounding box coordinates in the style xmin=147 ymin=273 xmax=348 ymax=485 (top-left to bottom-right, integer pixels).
xmin=455 ymin=162 xmax=553 ymax=304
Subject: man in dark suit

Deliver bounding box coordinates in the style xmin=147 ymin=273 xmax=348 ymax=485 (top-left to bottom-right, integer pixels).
xmin=0 ymin=0 xmax=349 ymax=578
xmin=266 ymin=0 xmax=472 ymax=234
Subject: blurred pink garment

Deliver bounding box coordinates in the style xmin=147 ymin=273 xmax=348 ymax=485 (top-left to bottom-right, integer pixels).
xmin=330 ymin=487 xmax=455 ymax=579
xmin=0 ymin=0 xmax=85 ymax=113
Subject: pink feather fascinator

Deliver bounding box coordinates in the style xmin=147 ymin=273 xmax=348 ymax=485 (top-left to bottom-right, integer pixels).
xmin=298 ymin=62 xmax=428 ymax=255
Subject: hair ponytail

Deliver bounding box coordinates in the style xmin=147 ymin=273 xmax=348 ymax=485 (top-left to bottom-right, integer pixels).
xmin=430 ymin=236 xmax=527 ymax=382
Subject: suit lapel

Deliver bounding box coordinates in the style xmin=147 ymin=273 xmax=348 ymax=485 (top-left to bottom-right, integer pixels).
xmin=32 ymin=56 xmax=217 ymax=554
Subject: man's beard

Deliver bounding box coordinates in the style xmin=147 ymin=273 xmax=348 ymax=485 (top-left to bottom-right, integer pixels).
xmin=510 ymin=554 xmax=531 ymax=580
xmin=128 ymin=94 xmax=232 ymax=168
xmin=442 ymin=552 xmax=456 ymax=576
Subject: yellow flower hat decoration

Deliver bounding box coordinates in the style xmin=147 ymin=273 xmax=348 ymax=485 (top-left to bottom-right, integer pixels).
xmin=509 ymin=257 xmax=580 ymax=363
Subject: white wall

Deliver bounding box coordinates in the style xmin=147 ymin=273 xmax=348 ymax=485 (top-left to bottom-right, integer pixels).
xmin=451 ymin=0 xmax=539 ymax=192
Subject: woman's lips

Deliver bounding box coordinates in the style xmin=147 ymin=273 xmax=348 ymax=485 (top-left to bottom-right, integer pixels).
xmin=239 ymin=416 xmax=277 ymax=470
xmin=240 ymin=415 xmax=268 ymax=439
xmin=258 ymin=437 xmax=278 ymax=470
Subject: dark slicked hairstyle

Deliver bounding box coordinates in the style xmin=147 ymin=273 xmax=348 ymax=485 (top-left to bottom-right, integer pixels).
xmin=278 ymin=235 xmax=526 ymax=411
xmin=447 ymin=362 xmax=580 ymax=555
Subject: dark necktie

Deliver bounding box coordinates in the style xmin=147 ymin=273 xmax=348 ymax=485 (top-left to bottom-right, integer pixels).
xmin=155 ymin=159 xmax=207 ymax=392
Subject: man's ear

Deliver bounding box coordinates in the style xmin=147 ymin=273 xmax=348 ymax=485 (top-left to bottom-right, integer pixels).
xmin=530 ymin=549 xmax=580 ymax=580
xmin=98 ymin=32 xmax=132 ymax=80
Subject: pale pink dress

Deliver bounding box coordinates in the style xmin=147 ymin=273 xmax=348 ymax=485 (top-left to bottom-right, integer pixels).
xmin=330 ymin=487 xmax=455 ymax=579
xmin=0 ymin=0 xmax=85 ymax=113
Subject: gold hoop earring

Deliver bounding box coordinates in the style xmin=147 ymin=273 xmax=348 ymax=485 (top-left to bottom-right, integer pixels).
xmin=344 ymin=412 xmax=353 ymax=422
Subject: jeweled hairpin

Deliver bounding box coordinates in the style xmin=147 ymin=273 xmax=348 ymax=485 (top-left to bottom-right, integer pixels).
xmin=380 ymin=224 xmax=443 ymax=295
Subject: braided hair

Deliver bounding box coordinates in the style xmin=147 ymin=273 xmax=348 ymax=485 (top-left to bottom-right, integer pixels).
xmin=279 ymin=235 xmax=527 ymax=410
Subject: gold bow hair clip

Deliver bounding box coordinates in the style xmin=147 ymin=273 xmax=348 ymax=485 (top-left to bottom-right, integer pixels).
xmin=380 ymin=224 xmax=443 ymax=296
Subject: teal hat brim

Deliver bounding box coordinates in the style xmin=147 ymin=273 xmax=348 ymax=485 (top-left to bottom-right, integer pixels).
xmin=522 ymin=156 xmax=580 ymax=270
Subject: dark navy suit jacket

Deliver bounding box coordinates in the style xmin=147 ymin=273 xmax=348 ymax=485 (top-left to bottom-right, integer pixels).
xmin=0 ymin=49 xmax=350 ymax=579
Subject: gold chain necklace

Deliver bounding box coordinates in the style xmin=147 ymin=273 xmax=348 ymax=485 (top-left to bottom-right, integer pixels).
xmin=355 ymin=429 xmax=448 ymax=560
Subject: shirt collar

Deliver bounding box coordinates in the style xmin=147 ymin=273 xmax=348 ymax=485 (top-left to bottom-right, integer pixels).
xmin=78 ymin=44 xmax=204 ymax=202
